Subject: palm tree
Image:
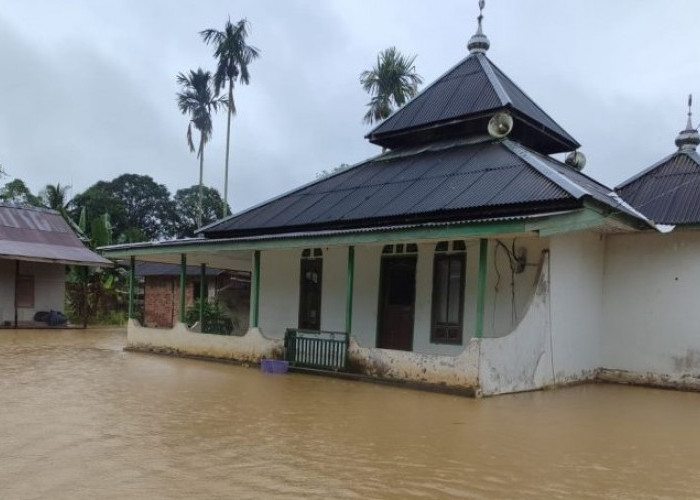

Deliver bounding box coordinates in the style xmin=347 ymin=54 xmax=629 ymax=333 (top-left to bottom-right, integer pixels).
xmin=41 ymin=183 xmax=70 ymax=210
xmin=176 ymin=69 xmax=223 ymax=228
xmin=360 ymin=46 xmax=423 ymax=124
xmin=200 ymin=18 xmax=260 ymax=218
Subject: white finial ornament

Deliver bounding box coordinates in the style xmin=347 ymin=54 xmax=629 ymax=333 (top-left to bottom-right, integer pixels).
xmin=675 ymin=93 xmax=700 ymax=152
xmin=467 ymin=0 xmax=490 ymax=54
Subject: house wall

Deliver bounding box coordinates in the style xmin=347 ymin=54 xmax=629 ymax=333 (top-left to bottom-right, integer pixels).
xmin=0 ymin=259 xmax=65 ymax=324
xmin=548 ymin=232 xmax=605 ymax=383
xmin=601 ymin=229 xmax=700 ymax=386
xmin=144 ymin=276 xmax=216 ymax=328
xmin=0 ymin=259 xmax=16 ymax=324
xmin=258 ymin=249 xmax=300 ymax=339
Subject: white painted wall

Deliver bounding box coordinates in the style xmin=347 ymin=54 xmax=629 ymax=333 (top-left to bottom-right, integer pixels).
xmin=349 ymin=245 xmax=381 ymax=347
xmin=602 ymin=230 xmax=700 ymax=380
xmin=258 ymin=249 xmax=299 ymax=339
xmin=319 ymin=246 xmax=346 ymax=333
xmin=549 ymin=232 xmax=605 ymax=382
xmin=482 ymin=237 xmax=550 ymax=338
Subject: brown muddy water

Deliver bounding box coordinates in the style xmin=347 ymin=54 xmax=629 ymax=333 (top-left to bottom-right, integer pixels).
xmin=1 ymin=330 xmax=700 ymax=499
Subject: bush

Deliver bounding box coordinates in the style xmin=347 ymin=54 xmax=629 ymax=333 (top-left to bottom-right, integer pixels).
xmin=185 ymin=299 xmax=233 ymax=335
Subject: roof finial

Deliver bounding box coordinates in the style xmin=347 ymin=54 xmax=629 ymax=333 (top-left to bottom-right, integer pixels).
xmin=675 ymin=93 xmax=700 ymax=152
xmin=467 ymin=0 xmax=490 ymax=54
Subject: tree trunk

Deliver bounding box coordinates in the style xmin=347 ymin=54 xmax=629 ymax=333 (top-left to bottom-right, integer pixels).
xmin=223 ymin=82 xmax=233 ymax=218
xmin=198 ymin=135 xmax=205 ymax=229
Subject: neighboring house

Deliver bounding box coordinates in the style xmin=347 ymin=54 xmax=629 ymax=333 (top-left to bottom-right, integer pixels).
xmin=101 ymin=16 xmax=665 ymax=397
xmin=136 ymin=262 xmax=250 ymax=334
xmin=0 ymin=203 xmax=111 ymax=328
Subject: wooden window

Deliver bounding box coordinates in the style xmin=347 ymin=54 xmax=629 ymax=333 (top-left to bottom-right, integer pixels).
xmin=431 ymin=243 xmax=465 ymax=344
xmin=299 ymin=249 xmax=323 ymax=331
xmin=16 ymin=275 xmax=35 ymax=308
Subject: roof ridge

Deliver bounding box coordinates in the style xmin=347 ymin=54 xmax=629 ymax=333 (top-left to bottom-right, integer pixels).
xmin=476 ymin=53 xmax=510 ymax=106
xmin=616 ymin=150 xmax=700 ymax=189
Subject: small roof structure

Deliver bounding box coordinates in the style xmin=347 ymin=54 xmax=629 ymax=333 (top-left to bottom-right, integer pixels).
xmin=0 ymin=204 xmax=112 ymax=266
xmin=366 ymin=53 xmax=580 ymax=154
xmin=617 ymin=96 xmax=700 ymax=225
xmin=135 ymin=261 xmax=222 ymax=277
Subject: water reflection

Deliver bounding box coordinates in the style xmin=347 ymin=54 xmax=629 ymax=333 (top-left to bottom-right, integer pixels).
xmin=1 ymin=329 xmax=699 ymax=499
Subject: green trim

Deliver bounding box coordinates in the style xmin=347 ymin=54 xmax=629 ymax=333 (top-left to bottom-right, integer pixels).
xmin=475 ymin=238 xmax=488 ymax=339
xmin=199 ymin=263 xmax=206 ymax=326
xmin=128 ymin=256 xmax=135 ymax=319
xmin=345 ymin=246 xmax=355 ymax=333
xmin=251 ymin=250 xmax=261 ymax=328
xmin=100 ymin=220 xmax=530 ymax=260
xmin=179 ymin=254 xmax=186 ymax=324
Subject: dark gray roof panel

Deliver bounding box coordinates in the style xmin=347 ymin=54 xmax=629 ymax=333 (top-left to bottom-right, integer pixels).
xmin=367 ymin=53 xmax=579 ymax=153
xmin=202 ymin=139 xmax=630 ymax=238
xmin=617 ymin=152 xmax=700 ymax=224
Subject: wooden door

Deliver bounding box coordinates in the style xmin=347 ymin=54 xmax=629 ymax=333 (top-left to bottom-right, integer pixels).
xmin=377 ymin=256 xmax=416 ymax=351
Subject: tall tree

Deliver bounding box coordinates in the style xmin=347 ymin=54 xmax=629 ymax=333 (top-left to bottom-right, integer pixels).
xmin=173 ymin=185 xmax=230 ymax=238
xmin=360 ymin=46 xmax=423 ymax=124
xmin=200 ymin=18 xmax=260 ymax=218
xmin=0 ymin=178 xmax=42 ymax=207
xmin=176 ymin=68 xmax=223 ymax=228
xmin=69 ymin=174 xmax=176 ymax=242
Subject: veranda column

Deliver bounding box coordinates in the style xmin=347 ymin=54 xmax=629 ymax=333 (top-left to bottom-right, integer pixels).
xmin=250 ymin=250 xmax=260 ymax=328
xmin=179 ymin=254 xmax=186 ymax=324
xmin=128 ymin=256 xmax=135 ymax=320
xmin=199 ymin=263 xmax=206 ymax=327
xmin=475 ymin=238 xmax=488 ymax=338
xmin=345 ymin=246 xmax=355 ymax=333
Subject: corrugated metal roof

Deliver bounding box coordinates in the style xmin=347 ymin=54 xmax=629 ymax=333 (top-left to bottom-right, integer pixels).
xmin=366 ymin=53 xmax=579 ymax=153
xmin=616 ymin=151 xmax=700 ymax=224
xmin=0 ymin=204 xmax=111 ymax=266
xmin=201 ymin=138 xmax=631 ymax=238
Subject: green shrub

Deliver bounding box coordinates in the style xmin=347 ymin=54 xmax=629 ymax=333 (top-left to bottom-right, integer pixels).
xmin=185 ymin=299 xmax=233 ymax=335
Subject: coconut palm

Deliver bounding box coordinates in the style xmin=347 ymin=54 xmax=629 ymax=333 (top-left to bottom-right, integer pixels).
xmin=41 ymin=183 xmax=70 ymax=210
xmin=200 ymin=18 xmax=260 ymax=218
xmin=176 ymin=68 xmax=223 ymax=228
xmin=360 ymin=46 xmax=423 ymax=124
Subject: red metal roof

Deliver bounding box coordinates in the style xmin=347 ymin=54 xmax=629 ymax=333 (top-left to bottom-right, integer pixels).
xmin=0 ymin=204 xmax=112 ymax=266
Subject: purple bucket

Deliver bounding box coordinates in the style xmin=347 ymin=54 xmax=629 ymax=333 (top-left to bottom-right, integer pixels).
xmin=260 ymin=359 xmax=289 ymax=374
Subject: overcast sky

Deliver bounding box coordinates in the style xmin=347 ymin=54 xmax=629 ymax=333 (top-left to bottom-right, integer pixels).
xmin=1 ymin=0 xmax=699 ymax=213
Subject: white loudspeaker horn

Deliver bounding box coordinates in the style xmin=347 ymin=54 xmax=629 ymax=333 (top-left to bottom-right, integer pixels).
xmin=487 ymin=112 xmax=514 ymax=138
xmin=565 ymin=151 xmax=586 ymax=171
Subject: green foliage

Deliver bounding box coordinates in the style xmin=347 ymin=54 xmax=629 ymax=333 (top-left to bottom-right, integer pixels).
xmin=39 ymin=183 xmax=70 ymax=210
xmin=360 ymin=46 xmax=423 ymax=124
xmin=173 ymin=185 xmax=229 ymax=237
xmin=0 ymin=179 xmax=43 ymax=206
xmin=65 ymin=266 xmax=128 ymax=327
xmin=69 ymin=174 xmax=176 ymax=242
xmin=185 ymin=299 xmax=233 ymax=335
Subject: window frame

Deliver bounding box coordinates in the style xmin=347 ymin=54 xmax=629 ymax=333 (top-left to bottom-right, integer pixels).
xmin=298 ymin=249 xmax=323 ymax=331
xmin=430 ymin=247 xmax=466 ymax=345
xmin=16 ymin=274 xmax=35 ymax=308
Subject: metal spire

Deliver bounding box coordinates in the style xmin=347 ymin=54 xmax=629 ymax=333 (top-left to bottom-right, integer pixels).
xmin=675 ymin=94 xmax=700 ymax=152
xmin=467 ymin=0 xmax=490 ymax=54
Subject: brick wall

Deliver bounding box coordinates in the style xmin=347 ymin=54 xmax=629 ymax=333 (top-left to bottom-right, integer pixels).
xmin=144 ymin=277 xmax=196 ymax=328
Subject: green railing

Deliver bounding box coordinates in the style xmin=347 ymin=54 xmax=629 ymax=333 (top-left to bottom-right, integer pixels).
xmin=284 ymin=329 xmax=349 ymax=371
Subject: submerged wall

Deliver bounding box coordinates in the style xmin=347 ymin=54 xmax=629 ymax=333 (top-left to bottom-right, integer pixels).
xmin=601 ymin=229 xmax=700 ymax=389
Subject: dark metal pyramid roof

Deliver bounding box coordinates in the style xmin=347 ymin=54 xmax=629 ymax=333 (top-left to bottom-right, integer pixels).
xmin=366 ymin=53 xmax=580 ymax=154
xmin=617 ymin=150 xmax=700 ymax=225
xmin=201 ymin=138 xmax=629 ymax=239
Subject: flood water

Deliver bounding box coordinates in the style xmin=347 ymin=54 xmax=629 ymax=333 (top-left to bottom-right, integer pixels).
xmin=1 ymin=329 xmax=700 ymax=499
